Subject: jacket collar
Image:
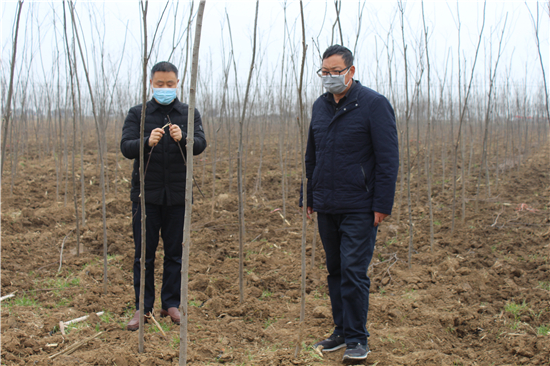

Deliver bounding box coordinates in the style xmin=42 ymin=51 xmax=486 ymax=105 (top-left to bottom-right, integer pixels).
xmin=173 ymin=101 xmax=187 ymax=115
xmin=146 ymin=98 xmax=185 ymax=115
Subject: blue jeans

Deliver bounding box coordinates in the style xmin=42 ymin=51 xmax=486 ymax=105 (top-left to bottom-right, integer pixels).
xmin=132 ymin=202 xmax=184 ymax=313
xmin=317 ymin=211 xmax=377 ymax=345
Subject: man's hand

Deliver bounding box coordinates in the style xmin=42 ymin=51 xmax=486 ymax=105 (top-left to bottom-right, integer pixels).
xmin=374 ymin=212 xmax=389 ymax=227
xmin=298 ymin=206 xmax=314 ymax=219
xmin=169 ymin=124 xmax=183 ymax=142
xmin=148 ymin=128 xmax=165 ymax=147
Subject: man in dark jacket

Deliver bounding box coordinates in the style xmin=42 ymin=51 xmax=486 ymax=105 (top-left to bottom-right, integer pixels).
xmin=120 ymin=61 xmax=207 ymax=331
xmin=302 ymin=45 xmax=399 ymax=362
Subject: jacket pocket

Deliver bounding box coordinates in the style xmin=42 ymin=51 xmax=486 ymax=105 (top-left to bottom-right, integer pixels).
xmin=311 ymin=166 xmax=319 ymax=190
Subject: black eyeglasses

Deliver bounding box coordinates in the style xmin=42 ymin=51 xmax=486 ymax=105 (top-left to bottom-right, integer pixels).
xmin=316 ymin=66 xmax=351 ymax=77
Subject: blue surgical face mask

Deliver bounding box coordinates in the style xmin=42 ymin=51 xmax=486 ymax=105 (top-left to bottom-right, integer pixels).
xmin=321 ymin=69 xmax=351 ymax=95
xmin=152 ymin=88 xmax=177 ymax=105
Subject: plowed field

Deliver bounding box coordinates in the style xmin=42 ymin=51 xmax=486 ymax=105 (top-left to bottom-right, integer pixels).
xmin=2 ymin=142 xmax=549 ymax=365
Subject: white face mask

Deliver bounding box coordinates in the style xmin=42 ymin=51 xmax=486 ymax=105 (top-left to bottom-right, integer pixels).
xmin=321 ymin=68 xmax=351 ymax=94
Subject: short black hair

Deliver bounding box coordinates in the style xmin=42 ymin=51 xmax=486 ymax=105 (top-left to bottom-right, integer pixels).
xmin=151 ymin=61 xmax=178 ymax=78
xmin=322 ymin=45 xmax=354 ymax=67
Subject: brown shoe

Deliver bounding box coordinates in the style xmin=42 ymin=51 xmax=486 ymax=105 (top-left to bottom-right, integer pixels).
xmin=126 ymin=310 xmax=150 ymax=331
xmin=160 ymin=307 xmax=181 ymax=324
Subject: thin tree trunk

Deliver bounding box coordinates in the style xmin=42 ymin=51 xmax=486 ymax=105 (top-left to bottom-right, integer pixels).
xmin=227 ymin=106 xmax=233 ymax=195
xmin=54 ymin=104 xmax=60 ymax=201
xmin=441 ymin=126 xmax=446 ymax=193
xmin=421 ymin=1 xmax=434 ymax=251
xmin=398 ymin=1 xmax=414 ymax=269
xmin=1 ymin=0 xmax=23 ymax=177
xmin=63 ymin=87 xmax=69 ymax=207
xmin=237 ymin=0 xmax=259 ymax=304
xmin=494 ymin=116 xmax=500 ymax=192
xmin=279 ymin=4 xmax=288 ymax=220
xmin=71 ymin=41 xmax=86 ymax=226
xmin=137 ymin=0 xmax=149 ymax=354
xmin=485 ymin=117 xmax=492 ymax=197
xmin=62 ymin=1 xmax=81 ymax=257
xmin=294 ymin=0 xmax=308 ymax=357
xmin=460 ymin=111 xmax=466 ymax=224
xmin=10 ymin=110 xmax=19 ymax=195
xmin=180 ymin=2 xmax=206 ymax=364
xmin=415 ymin=98 xmax=420 ymax=206
xmin=226 ymin=10 xmax=242 ymax=196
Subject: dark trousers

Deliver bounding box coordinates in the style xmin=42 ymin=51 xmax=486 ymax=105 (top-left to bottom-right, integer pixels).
xmin=132 ymin=202 xmax=184 ymax=313
xmin=317 ymin=211 xmax=377 ymax=345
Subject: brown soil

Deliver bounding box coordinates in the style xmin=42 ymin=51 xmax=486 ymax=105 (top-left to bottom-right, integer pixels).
xmin=1 ymin=141 xmax=549 ymax=365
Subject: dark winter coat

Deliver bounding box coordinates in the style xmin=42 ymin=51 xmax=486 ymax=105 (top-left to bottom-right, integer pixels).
xmin=120 ymin=98 xmax=207 ymax=206
xmin=302 ymin=80 xmax=399 ymax=215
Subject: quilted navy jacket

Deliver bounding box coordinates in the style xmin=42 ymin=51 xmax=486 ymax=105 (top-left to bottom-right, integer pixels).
xmin=303 ymin=81 xmax=399 ymax=215
xmin=120 ymin=98 xmax=207 ymax=206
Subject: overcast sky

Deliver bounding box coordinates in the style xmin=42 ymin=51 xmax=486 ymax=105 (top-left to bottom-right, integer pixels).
xmin=1 ymin=0 xmax=548 ymax=108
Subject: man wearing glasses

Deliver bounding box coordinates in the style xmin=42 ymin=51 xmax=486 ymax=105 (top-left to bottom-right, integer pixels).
xmin=301 ymin=45 xmax=399 ymax=362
